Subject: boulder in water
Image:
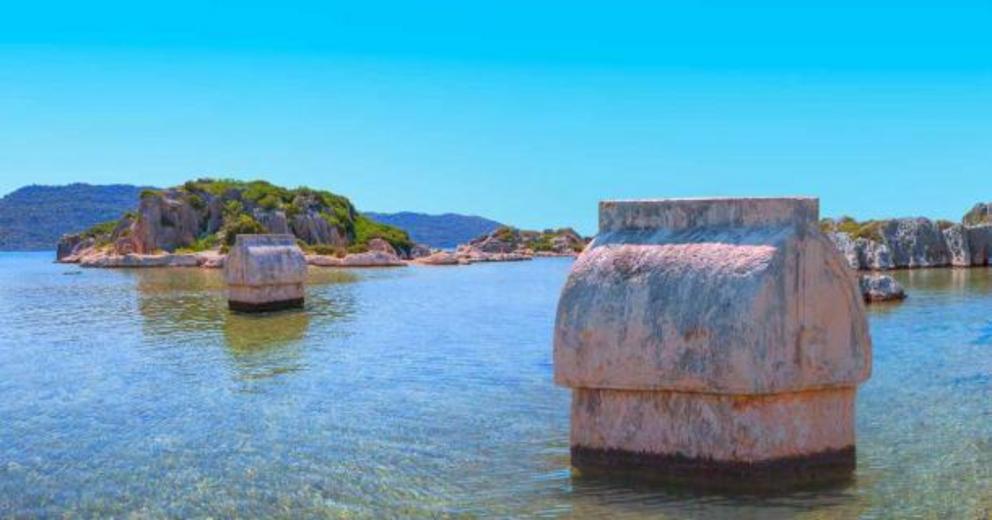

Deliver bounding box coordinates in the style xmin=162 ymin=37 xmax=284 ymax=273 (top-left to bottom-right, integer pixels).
xmin=859 ymin=274 xmax=907 ymax=303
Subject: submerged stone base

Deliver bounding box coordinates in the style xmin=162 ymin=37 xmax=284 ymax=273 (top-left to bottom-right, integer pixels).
xmin=228 ymin=297 xmax=304 ymax=313
xmin=570 ymin=387 xmax=856 ymax=484
xmin=227 ymin=284 xmax=304 ymax=313
xmin=570 ymin=445 xmax=855 ymax=491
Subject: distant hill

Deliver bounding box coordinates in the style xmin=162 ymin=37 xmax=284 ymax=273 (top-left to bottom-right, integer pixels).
xmin=0 ymin=184 xmax=151 ymax=251
xmin=363 ymin=211 xmax=503 ymax=249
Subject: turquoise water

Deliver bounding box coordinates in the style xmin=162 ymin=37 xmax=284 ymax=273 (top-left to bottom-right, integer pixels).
xmin=2 ymin=252 xmax=992 ymax=518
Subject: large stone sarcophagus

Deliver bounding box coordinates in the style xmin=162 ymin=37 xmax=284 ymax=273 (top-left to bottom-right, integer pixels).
xmin=225 ymin=234 xmax=307 ymax=312
xmin=554 ymin=198 xmax=871 ymax=482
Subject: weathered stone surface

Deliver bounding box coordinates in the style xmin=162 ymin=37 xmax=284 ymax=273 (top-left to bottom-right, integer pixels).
xmin=942 ymin=224 xmax=971 ymax=267
xmin=571 ymin=387 xmax=856 ymax=464
xmin=454 ymin=245 xmax=533 ymax=263
xmin=409 ymin=243 xmax=432 ymax=259
xmin=225 ymin=234 xmax=306 ymax=311
xmin=306 ymin=250 xmax=406 ymax=268
xmin=56 ymin=235 xmax=93 ymax=261
xmin=79 ymin=252 xmax=202 ymax=268
xmin=290 ymin=212 xmax=347 ymax=247
xmin=827 ymin=232 xmax=859 ymax=269
xmin=131 ymin=191 xmax=202 ymax=253
xmin=967 ymin=225 xmax=992 ymax=266
xmin=367 ymin=237 xmax=397 ymax=256
xmin=963 ymin=202 xmax=992 ymax=226
xmin=859 ymin=274 xmax=906 ymax=303
xmin=254 ymin=209 xmax=290 ymax=235
xmin=554 ymin=198 xmax=871 ymax=476
xmin=856 ymin=237 xmax=894 ymax=270
xmin=556 ymin=198 xmax=870 ymax=394
xmin=413 ymin=251 xmax=460 ymax=265
xmin=879 ymin=218 xmax=949 ymax=268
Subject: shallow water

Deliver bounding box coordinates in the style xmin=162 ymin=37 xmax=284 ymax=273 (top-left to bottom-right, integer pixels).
xmin=1 ymin=253 xmax=991 ymax=518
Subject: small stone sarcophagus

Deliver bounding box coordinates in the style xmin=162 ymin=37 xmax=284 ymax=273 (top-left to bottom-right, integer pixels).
xmin=225 ymin=234 xmax=307 ymax=312
xmin=554 ymin=198 xmax=871 ymax=482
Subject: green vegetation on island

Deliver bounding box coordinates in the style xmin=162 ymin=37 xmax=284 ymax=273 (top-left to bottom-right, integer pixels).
xmin=57 ymin=178 xmax=414 ymax=260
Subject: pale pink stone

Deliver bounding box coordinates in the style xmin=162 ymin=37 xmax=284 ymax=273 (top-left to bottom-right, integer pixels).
xmin=554 ymin=198 xmax=871 ymax=472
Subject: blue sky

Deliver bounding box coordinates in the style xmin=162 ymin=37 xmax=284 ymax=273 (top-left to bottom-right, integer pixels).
xmin=0 ymin=2 xmax=989 ymax=233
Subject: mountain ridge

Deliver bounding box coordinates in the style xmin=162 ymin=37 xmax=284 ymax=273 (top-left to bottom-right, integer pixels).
xmin=0 ymin=183 xmax=152 ymax=251
xmin=364 ymin=211 xmax=503 ymax=249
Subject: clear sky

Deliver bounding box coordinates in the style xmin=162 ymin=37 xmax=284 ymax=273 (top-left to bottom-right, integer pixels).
xmin=1 ymin=1 xmax=989 ymax=234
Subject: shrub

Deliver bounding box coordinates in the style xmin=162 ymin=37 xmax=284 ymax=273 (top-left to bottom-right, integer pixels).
xmin=347 ymin=243 xmax=369 ymax=254
xmin=183 ymin=178 xmax=243 ymax=196
xmin=221 ymin=214 xmax=267 ymax=246
xmin=308 ymin=244 xmax=347 ymax=257
xmin=223 ymin=200 xmax=244 ymax=218
xmin=530 ymin=236 xmax=555 ymax=252
xmin=140 ymin=189 xmax=162 ymax=199
xmin=81 ymin=220 xmax=119 ymax=239
xmin=494 ymin=226 xmax=517 ymax=243
xmin=257 ymin=193 xmax=282 ymax=211
xmin=835 ymin=216 xmax=860 ymax=236
xmin=285 ymin=201 xmax=302 ymax=219
xmin=188 ymin=193 xmax=206 ymax=211
xmin=176 ymin=234 xmax=219 ymax=253
xmin=353 ymin=215 xmax=412 ymax=254
xmin=852 ymin=220 xmax=884 ymax=242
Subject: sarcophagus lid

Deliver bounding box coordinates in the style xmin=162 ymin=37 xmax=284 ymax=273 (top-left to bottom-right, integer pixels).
xmin=554 ymin=198 xmax=871 ymax=395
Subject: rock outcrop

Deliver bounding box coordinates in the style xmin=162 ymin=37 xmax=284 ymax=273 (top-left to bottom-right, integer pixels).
xmin=56 ymin=235 xmax=95 ymax=262
xmin=942 ymin=224 xmax=971 ymax=267
xmin=967 ymin=225 xmax=992 ymax=266
xmin=449 ymin=226 xmax=589 ymax=263
xmin=306 ymin=250 xmax=406 ymax=268
xmin=413 ymin=251 xmax=463 ymax=266
xmin=408 ymin=243 xmax=432 ymax=259
xmin=859 ymin=274 xmax=907 ymax=303
xmin=366 ymin=237 xmax=397 ymax=256
xmin=130 ymin=193 xmax=202 ymax=253
xmin=465 ymin=226 xmax=587 ymax=256
xmin=879 ymin=218 xmax=949 ymax=268
xmin=71 ymin=249 xmax=226 ymax=268
xmin=555 ymin=198 xmax=871 ymax=484
xmin=963 ymin=203 xmax=992 ymax=226
xmin=823 ymin=207 xmax=992 ymax=270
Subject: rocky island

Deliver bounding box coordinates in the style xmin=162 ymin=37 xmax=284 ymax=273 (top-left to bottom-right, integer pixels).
xmin=57 ymin=179 xmax=423 ymax=268
xmin=820 ymin=202 xmax=992 ymax=303
xmin=415 ymin=226 xmax=589 ymax=265
xmin=823 ymin=202 xmax=992 ymax=270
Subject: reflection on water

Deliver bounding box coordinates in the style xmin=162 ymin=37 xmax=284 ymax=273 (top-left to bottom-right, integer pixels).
xmin=130 ymin=266 xmax=360 ymax=382
xmin=3 ymin=253 xmax=992 ymax=517
xmin=224 ymin=310 xmax=310 ymax=352
xmin=894 ymin=267 xmax=992 ymax=294
xmin=224 ymin=311 xmax=309 ymax=381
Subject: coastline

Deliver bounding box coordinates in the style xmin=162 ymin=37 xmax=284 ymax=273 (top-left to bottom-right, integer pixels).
xmin=54 ymin=247 xmax=578 ymax=269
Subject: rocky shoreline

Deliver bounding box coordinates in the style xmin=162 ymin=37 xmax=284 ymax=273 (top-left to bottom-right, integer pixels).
xmin=58 ymin=217 xmax=589 ymax=269
xmin=52 ymin=186 xmax=991 ymax=305
xmin=824 ymin=202 xmax=992 ymax=270
xmin=59 ymin=236 xmax=580 ymax=270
